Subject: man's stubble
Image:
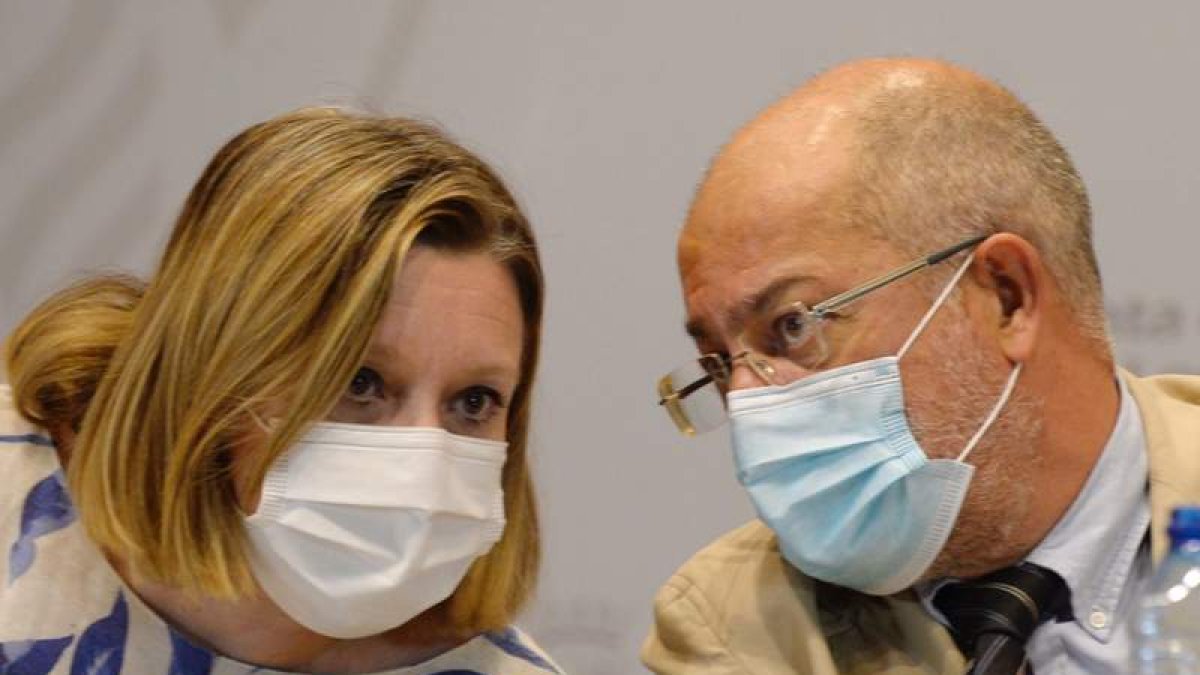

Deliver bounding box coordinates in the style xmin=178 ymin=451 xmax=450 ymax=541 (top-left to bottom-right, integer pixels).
xmin=908 ymin=303 xmax=1045 ymax=581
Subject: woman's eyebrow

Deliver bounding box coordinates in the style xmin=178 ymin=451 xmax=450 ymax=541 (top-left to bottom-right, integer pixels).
xmin=361 ymin=344 xmax=519 ymax=383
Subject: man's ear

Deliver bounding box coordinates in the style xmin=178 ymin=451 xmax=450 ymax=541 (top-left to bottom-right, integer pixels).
xmin=968 ymin=233 xmax=1045 ymax=363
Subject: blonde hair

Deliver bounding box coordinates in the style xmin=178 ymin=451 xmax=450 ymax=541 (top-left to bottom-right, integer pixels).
xmin=4 ymin=107 xmax=543 ymax=638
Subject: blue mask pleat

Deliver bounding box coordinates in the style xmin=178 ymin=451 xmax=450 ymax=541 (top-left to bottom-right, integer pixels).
xmin=728 ymin=355 xmax=977 ymax=594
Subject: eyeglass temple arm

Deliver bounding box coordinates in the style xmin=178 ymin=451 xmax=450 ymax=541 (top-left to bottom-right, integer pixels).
xmin=811 ymin=235 xmax=987 ymax=317
xmin=657 ymin=350 xmax=752 ymax=405
xmin=658 ymin=374 xmax=713 ymax=405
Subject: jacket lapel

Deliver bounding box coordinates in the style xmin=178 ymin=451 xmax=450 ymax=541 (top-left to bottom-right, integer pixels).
xmin=1125 ymin=372 xmax=1200 ymax=561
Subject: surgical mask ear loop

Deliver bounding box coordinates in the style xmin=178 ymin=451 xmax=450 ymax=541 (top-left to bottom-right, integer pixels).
xmin=897 ymin=251 xmax=977 ymax=359
xmin=956 ymin=363 xmax=1023 ymax=462
xmin=888 ymin=249 xmax=1025 ymax=462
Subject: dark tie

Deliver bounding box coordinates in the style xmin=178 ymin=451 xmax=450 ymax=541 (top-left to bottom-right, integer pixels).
xmin=932 ymin=562 xmax=1073 ymax=675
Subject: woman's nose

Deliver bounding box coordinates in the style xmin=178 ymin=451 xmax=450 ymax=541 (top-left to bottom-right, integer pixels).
xmin=381 ymin=403 xmax=441 ymax=429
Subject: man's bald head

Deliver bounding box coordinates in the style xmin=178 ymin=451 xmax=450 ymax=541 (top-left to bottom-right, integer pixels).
xmin=684 ymin=57 xmax=1105 ymax=346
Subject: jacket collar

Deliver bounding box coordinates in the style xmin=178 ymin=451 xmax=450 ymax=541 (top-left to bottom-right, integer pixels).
xmin=1123 ymin=371 xmax=1200 ymax=561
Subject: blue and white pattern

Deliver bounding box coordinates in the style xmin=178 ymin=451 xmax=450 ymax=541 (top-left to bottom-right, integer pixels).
xmin=67 ymin=594 xmax=128 ymax=675
xmin=0 ymin=635 xmax=74 ymax=675
xmin=0 ymin=434 xmax=55 ymax=448
xmin=167 ymin=629 xmax=213 ymax=675
xmin=483 ymin=630 xmax=560 ymax=674
xmin=9 ymin=468 xmax=75 ymax=584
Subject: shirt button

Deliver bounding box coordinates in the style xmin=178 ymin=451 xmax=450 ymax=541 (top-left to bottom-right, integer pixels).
xmin=1089 ymin=610 xmax=1109 ymax=629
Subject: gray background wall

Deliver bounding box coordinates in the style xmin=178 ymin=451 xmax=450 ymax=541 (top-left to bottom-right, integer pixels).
xmin=2 ymin=2 xmax=1198 ymax=672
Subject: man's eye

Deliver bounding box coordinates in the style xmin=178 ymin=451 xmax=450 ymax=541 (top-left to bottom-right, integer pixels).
xmin=773 ymin=311 xmax=810 ymax=345
xmin=452 ymin=386 xmax=505 ymax=424
xmin=346 ymin=367 xmax=385 ymax=403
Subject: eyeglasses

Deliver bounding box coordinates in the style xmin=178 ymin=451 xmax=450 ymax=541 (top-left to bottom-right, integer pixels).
xmin=657 ymin=234 xmax=987 ymax=436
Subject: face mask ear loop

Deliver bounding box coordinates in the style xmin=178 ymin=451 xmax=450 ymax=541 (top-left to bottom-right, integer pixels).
xmin=957 ymin=362 xmax=1023 ymax=463
xmin=897 ymin=252 xmax=976 ymax=360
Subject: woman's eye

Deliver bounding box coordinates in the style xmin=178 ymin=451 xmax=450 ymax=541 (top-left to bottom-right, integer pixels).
xmin=346 ymin=367 xmax=385 ymax=403
xmin=452 ymin=386 xmax=505 ymax=425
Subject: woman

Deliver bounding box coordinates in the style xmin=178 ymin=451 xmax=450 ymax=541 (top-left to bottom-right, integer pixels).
xmin=1 ymin=108 xmax=560 ymax=674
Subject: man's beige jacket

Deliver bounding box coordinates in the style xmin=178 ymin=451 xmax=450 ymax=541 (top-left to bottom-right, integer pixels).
xmin=642 ymin=374 xmax=1200 ymax=674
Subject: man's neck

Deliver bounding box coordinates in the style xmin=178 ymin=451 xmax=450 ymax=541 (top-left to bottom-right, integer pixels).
xmin=1015 ymin=351 xmax=1121 ymax=562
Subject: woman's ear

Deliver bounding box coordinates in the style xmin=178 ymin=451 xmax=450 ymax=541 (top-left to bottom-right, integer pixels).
xmin=968 ymin=233 xmax=1046 ymax=363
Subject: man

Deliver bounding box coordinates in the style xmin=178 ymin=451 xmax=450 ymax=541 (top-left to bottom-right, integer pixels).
xmin=642 ymin=57 xmax=1200 ymax=674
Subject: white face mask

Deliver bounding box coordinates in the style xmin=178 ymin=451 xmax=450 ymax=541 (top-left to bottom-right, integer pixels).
xmin=244 ymin=422 xmax=507 ymax=639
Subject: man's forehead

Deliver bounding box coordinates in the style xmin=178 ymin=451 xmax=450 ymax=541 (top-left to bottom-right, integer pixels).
xmin=680 ymin=109 xmax=858 ymax=266
xmin=687 ymin=144 xmax=850 ymax=239
xmin=679 ymin=171 xmax=852 ymax=289
xmin=680 ymin=202 xmax=861 ymax=286
xmin=676 ymin=90 xmax=877 ymax=345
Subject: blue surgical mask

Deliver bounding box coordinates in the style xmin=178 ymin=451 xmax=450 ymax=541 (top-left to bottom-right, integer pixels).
xmin=727 ymin=255 xmax=1021 ymax=595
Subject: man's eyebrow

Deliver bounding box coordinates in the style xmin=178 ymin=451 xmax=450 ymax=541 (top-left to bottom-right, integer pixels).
xmin=683 ymin=275 xmax=820 ymax=344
